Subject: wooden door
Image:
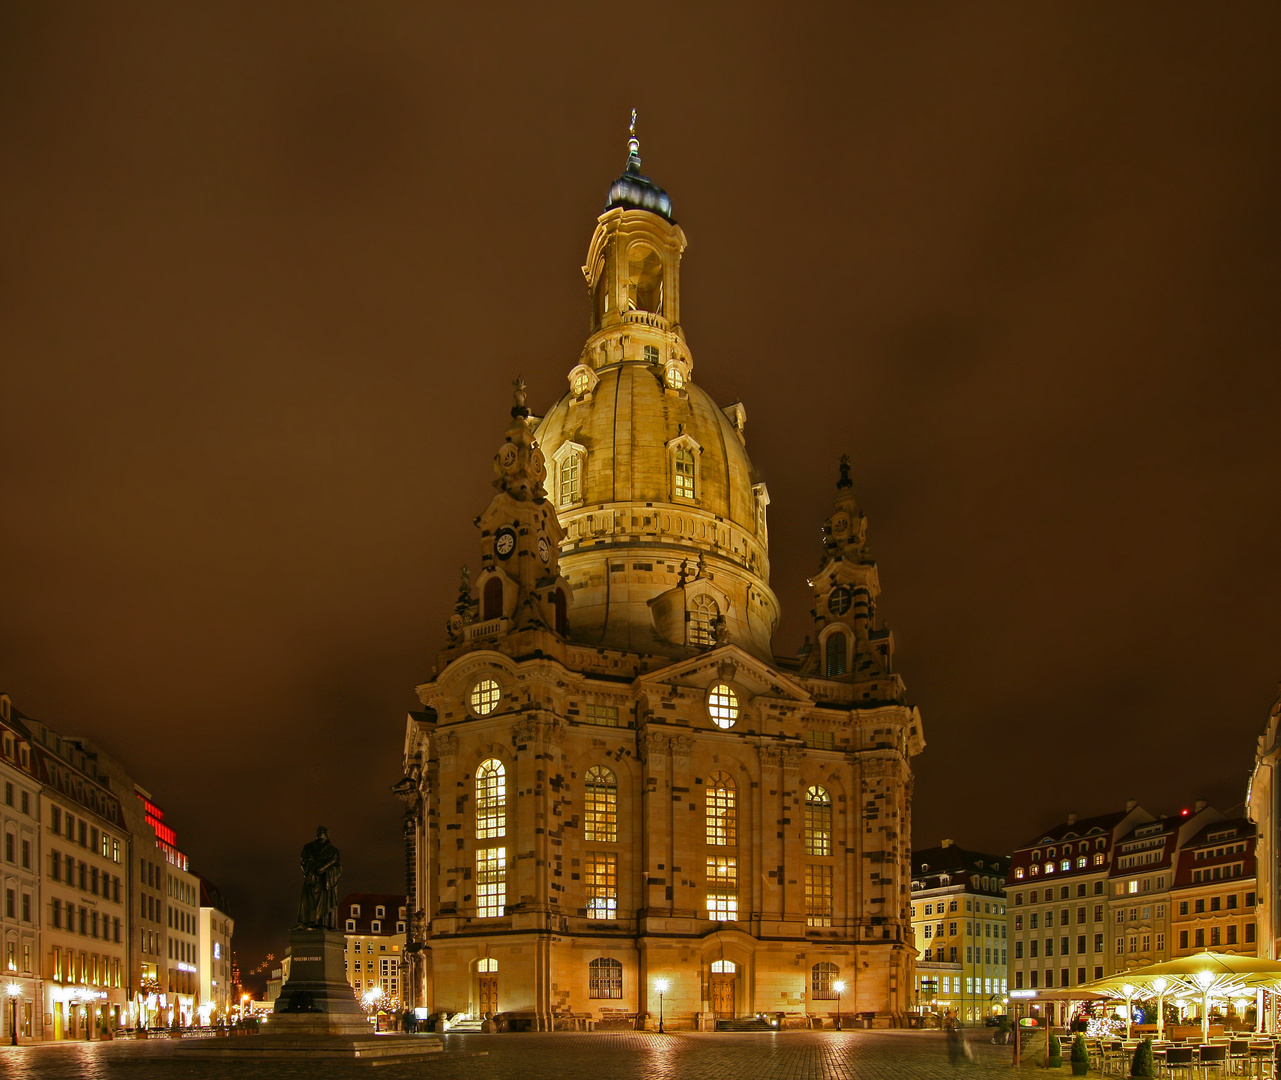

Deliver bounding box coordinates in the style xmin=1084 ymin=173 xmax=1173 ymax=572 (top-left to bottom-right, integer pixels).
xmin=711 ymin=975 xmax=735 ymax=1019
xmin=478 ymin=976 xmax=498 ymax=1016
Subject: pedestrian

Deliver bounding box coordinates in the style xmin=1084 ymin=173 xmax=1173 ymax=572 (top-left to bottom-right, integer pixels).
xmin=946 ymin=1021 xmax=975 ymax=1067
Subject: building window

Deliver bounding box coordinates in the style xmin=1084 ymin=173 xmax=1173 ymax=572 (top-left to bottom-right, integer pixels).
xmin=825 ymin=632 xmax=848 ymax=677
xmin=805 ymin=786 xmax=832 ymax=856
xmin=706 ymin=772 xmax=737 ymax=846
xmin=477 ymin=957 xmax=497 ymax=972
xmin=706 ymin=856 xmax=738 ymax=920
xmin=476 ymin=759 xmax=507 ymax=839
xmin=689 ymin=595 xmax=718 ymax=647
xmin=665 ymin=363 xmax=685 ymax=390
xmin=559 ymin=453 xmax=580 ymax=507
xmin=571 ymin=369 xmax=592 ymax=396
xmin=584 ymin=766 xmax=618 ymax=843
xmin=674 ymin=446 xmax=696 ymax=500
xmin=482 ymin=577 xmax=504 ymax=621
xmin=585 ymin=852 xmax=618 ymax=920
xmin=805 ymin=865 xmax=833 ymax=927
xmin=470 ymin=677 xmax=502 ymax=716
xmin=476 ymin=848 xmax=506 ymax=918
xmin=707 ymin=683 xmax=738 ymax=728
xmin=585 ymin=703 xmax=620 ymax=727
xmin=711 ymin=960 xmax=736 ymax=974
xmin=811 ymin=961 xmax=839 ymax=999
xmin=588 ymin=957 xmax=623 ymax=999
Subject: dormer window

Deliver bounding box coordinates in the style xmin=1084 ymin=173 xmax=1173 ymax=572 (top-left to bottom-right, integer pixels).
xmin=675 ymin=447 xmax=696 ymax=499
xmin=665 ymin=363 xmax=684 ymax=389
xmin=552 ymin=441 xmax=587 ymax=509
xmin=351 ymin=904 xmax=361 ymax=917
xmin=375 ymin=906 xmax=385 ymax=918
xmin=567 ymin=364 xmax=599 ymax=400
xmin=371 ymin=920 xmax=381 ymax=933
xmin=688 ymin=595 xmax=718 ymax=647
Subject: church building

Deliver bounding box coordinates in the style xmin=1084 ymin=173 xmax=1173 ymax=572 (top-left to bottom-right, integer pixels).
xmin=398 ymin=124 xmax=925 ymax=1030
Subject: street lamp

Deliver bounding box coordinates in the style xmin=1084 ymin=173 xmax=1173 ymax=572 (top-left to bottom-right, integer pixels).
xmin=6 ymin=983 xmax=20 ymax=1046
xmin=1194 ymin=970 xmax=1216 ymax=1045
xmin=1152 ymin=978 xmax=1168 ymax=1043
xmin=833 ymin=980 xmax=846 ymax=1031
xmin=654 ymin=978 xmax=668 ymax=1034
xmin=1121 ymin=984 xmax=1137 ymax=1041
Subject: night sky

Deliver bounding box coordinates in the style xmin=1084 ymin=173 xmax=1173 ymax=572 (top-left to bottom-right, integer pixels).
xmin=3 ymin=4 xmax=1279 ymax=979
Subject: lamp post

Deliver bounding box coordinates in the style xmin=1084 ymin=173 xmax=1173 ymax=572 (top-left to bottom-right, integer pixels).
xmin=1194 ymin=970 xmax=1215 ymax=1045
xmin=1152 ymin=978 xmax=1168 ymax=1043
xmin=1121 ymin=984 xmax=1137 ymax=1041
xmin=654 ymin=979 xmax=668 ymax=1034
xmin=834 ymin=980 xmax=846 ymax=1031
xmin=6 ymin=983 xmax=20 ymax=1046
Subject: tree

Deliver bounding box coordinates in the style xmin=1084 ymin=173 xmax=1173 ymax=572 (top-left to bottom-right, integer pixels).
xmin=1130 ymin=1037 xmax=1155 ymax=1078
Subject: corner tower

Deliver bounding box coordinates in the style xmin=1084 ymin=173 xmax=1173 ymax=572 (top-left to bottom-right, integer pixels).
xmin=536 ymin=121 xmax=778 ymax=661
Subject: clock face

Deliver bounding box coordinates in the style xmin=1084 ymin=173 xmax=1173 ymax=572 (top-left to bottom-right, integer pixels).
xmin=494 ymin=527 xmax=516 ymax=559
xmin=530 ymin=449 xmax=546 ymax=482
xmin=828 ymin=586 xmax=852 ymax=616
xmin=831 ymin=513 xmax=851 ymax=538
xmin=498 ymin=444 xmax=517 ymax=470
xmin=538 ymin=536 xmax=551 ymax=563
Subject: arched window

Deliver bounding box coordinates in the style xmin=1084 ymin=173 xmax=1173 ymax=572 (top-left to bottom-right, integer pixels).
xmin=824 ymin=632 xmax=848 ymax=677
xmin=559 ymin=453 xmax=580 ymax=506
xmin=706 ymin=771 xmax=736 ymax=846
xmin=584 ymin=766 xmax=617 ymax=843
xmin=674 ymin=446 xmax=696 ymax=500
xmin=483 ymin=577 xmax=504 ymax=620
xmin=811 ymin=962 xmax=839 ymax=999
xmin=588 ymin=957 xmax=622 ymax=999
xmin=552 ymin=589 xmax=568 ymax=636
xmin=477 ymin=957 xmax=497 ymax=972
xmin=711 ymin=960 xmax=736 ymax=974
xmin=805 ymin=786 xmax=832 ymax=856
xmin=688 ymin=595 xmax=717 ymax=647
xmin=476 ymin=760 xmax=506 ymax=839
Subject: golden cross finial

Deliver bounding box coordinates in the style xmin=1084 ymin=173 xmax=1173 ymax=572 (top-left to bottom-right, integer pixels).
xmin=630 ymin=108 xmax=637 ymax=139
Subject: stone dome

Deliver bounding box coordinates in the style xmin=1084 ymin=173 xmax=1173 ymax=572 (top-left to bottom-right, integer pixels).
xmin=604 ymin=136 xmax=675 ymax=222
xmin=534 ymin=360 xmax=778 ymax=660
xmin=537 ymin=364 xmax=756 ymax=530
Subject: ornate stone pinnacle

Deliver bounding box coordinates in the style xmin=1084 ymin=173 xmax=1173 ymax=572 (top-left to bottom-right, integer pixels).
xmin=837 ymin=454 xmax=853 ymax=489
xmin=511 ymin=376 xmax=529 ymax=418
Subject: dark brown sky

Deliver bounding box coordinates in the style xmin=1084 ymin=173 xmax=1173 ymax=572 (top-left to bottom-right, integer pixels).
xmin=3 ymin=3 xmax=1279 ymax=972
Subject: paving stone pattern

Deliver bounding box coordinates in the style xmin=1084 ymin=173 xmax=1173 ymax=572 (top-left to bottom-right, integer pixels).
xmin=0 ymin=1029 xmax=1048 ymax=1080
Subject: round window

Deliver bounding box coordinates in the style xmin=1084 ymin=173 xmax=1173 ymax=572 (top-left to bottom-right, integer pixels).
xmin=666 ymin=364 xmax=685 ymax=390
xmin=828 ymin=586 xmax=852 ymax=616
xmin=572 ymin=370 xmax=591 ymax=396
xmin=707 ymin=683 xmax=739 ymax=728
xmin=469 ymin=677 xmax=502 ymax=717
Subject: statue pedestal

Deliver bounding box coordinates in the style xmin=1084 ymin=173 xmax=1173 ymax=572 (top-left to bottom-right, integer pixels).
xmin=273 ymin=927 xmax=366 ymax=1025
xmin=181 ymin=927 xmax=443 ymax=1061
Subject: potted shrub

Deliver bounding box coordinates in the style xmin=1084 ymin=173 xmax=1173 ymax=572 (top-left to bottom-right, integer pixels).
xmin=1071 ymin=1033 xmax=1090 ymax=1076
xmin=1049 ymin=1033 xmax=1063 ymax=1069
xmin=1130 ymin=1037 xmax=1154 ymax=1078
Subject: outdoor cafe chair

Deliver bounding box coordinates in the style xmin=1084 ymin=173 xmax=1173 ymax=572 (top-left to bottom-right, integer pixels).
xmin=1195 ymin=1044 xmax=1228 ymax=1079
xmin=1161 ymin=1046 xmax=1196 ymax=1080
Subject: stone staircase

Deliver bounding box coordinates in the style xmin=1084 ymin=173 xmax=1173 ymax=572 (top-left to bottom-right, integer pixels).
xmin=443 ymin=1017 xmax=485 ymax=1033
xmin=715 ymin=1017 xmax=777 ymax=1032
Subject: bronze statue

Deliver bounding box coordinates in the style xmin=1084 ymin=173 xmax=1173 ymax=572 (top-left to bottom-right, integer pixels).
xmin=296 ymin=825 xmax=341 ymax=929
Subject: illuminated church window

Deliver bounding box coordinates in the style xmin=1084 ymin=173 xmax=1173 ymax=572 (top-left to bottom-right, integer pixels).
xmin=475 ymin=759 xmax=506 ymax=838
xmin=825 ymin=632 xmax=848 ymax=676
xmin=706 ymin=772 xmax=737 ymax=845
xmin=806 ymin=868 xmax=834 ymax=927
xmin=585 ymin=852 xmax=617 ymax=919
xmin=674 ymin=446 xmax=696 ymax=499
xmin=707 ymin=683 xmax=738 ymax=728
xmin=706 ymin=857 xmax=737 ymax=920
xmin=589 ymin=957 xmax=622 ymax=998
xmin=559 ymin=453 xmax=580 ymax=506
xmin=476 ymin=848 xmax=506 ymax=918
xmin=665 ymin=363 xmax=684 ymax=389
xmin=470 ymin=677 xmax=501 ymax=716
xmin=584 ymin=766 xmax=617 ymax=843
xmin=805 ymin=786 xmax=832 ymax=856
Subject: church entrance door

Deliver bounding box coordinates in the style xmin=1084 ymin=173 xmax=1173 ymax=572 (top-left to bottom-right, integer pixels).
xmin=478 ymin=976 xmax=498 ymax=1017
xmin=710 ymin=975 xmax=735 ymax=1019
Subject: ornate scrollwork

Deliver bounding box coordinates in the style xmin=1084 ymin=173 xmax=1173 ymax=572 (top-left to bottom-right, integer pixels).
xmin=671 ymin=734 xmax=694 ymax=759
xmin=435 ymin=732 xmax=458 ymax=760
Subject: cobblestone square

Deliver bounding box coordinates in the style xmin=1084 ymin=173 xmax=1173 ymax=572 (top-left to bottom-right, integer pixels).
xmin=0 ymin=1029 xmax=1047 ymax=1080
